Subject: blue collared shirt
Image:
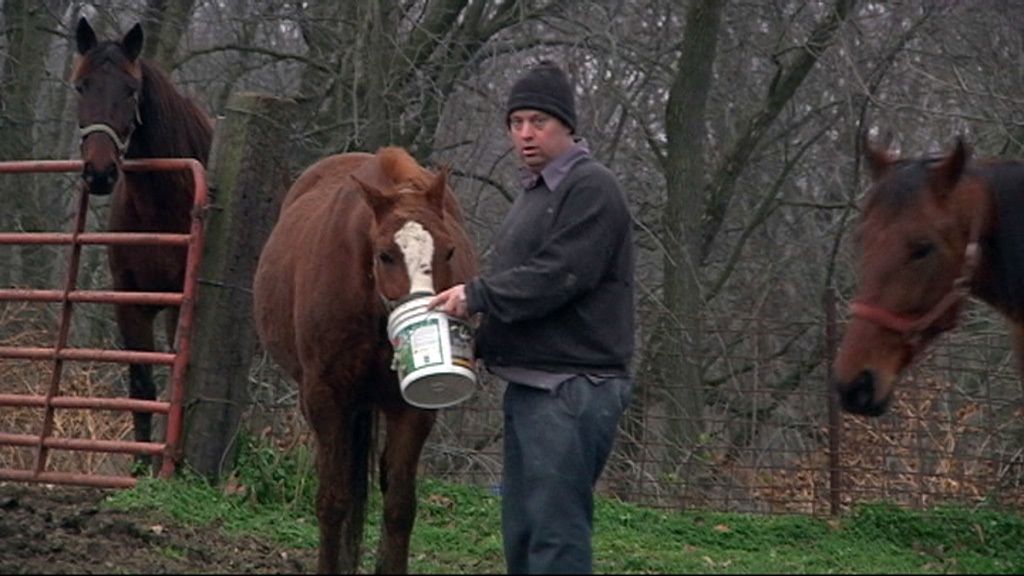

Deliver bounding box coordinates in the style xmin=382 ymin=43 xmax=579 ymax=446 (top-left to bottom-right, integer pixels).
xmin=519 ymin=139 xmax=592 ymax=192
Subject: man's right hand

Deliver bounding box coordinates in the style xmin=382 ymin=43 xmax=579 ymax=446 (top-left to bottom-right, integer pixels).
xmin=427 ymin=284 xmax=469 ymax=318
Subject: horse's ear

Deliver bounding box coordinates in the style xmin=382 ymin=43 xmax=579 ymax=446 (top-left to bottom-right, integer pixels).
xmin=863 ymin=133 xmax=895 ymax=181
xmin=352 ymin=174 xmax=396 ymax=221
xmin=426 ymin=166 xmax=449 ymax=217
xmin=76 ymin=17 xmax=97 ymax=55
xmin=929 ymin=137 xmax=970 ymax=199
xmin=122 ymin=23 xmax=144 ymax=62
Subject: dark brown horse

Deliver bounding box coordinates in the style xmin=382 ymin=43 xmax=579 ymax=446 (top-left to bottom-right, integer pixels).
xmin=253 ymin=147 xmax=477 ymax=573
xmin=73 ymin=18 xmax=213 ymax=463
xmin=834 ymin=137 xmax=1024 ymax=416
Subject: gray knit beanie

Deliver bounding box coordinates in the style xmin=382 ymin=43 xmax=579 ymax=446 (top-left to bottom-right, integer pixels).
xmin=506 ymin=61 xmax=576 ymax=133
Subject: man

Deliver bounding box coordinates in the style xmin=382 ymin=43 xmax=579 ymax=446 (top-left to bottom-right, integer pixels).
xmin=429 ymin=60 xmax=635 ymax=574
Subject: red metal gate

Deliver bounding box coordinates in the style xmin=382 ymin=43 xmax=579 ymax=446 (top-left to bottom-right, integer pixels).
xmin=0 ymin=159 xmax=207 ymax=488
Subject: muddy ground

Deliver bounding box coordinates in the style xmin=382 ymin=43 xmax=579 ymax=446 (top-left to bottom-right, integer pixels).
xmin=0 ymin=482 xmax=317 ymax=574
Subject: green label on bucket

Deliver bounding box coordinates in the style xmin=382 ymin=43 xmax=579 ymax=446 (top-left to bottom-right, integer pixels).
xmin=393 ymin=318 xmax=444 ymax=380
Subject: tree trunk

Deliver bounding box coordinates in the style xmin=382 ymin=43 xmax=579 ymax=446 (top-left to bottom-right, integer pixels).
xmin=289 ymin=0 xmax=558 ymax=163
xmin=646 ymin=0 xmax=860 ymax=493
xmin=359 ymin=0 xmax=401 ymax=152
xmin=182 ymin=93 xmax=295 ymax=480
xmin=142 ymin=0 xmax=198 ymax=70
xmin=655 ymin=0 xmax=727 ymax=476
xmin=0 ymin=0 xmax=66 ymax=287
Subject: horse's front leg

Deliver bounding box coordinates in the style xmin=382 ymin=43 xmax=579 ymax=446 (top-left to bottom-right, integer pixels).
xmin=115 ymin=303 xmax=159 ymax=472
xmin=376 ymin=405 xmax=435 ymax=574
xmin=303 ymin=379 xmax=373 ymax=574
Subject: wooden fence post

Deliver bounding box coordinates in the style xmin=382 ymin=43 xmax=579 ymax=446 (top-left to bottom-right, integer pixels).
xmin=182 ymin=92 xmax=294 ymax=480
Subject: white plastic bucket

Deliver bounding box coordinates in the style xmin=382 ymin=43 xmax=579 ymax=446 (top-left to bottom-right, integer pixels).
xmin=386 ymin=295 xmax=476 ymax=409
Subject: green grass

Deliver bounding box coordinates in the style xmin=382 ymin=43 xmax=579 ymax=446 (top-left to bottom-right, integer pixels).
xmin=105 ymin=437 xmax=1024 ymax=574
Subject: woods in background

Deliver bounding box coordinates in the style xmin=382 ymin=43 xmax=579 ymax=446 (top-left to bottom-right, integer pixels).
xmin=2 ymin=0 xmax=1022 ymax=512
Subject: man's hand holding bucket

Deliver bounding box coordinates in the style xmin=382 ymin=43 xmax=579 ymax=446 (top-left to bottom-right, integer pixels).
xmin=428 ymin=284 xmax=469 ymax=318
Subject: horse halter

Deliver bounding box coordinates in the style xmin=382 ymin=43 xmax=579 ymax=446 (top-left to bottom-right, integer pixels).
xmin=849 ymin=209 xmax=983 ymax=352
xmin=79 ymin=93 xmax=142 ymax=156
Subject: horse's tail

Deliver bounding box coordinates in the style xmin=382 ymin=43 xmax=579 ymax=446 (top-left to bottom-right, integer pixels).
xmin=360 ymin=408 xmax=379 ymax=491
xmin=339 ymin=406 xmax=375 ymax=563
xmin=351 ymin=405 xmax=376 ymax=495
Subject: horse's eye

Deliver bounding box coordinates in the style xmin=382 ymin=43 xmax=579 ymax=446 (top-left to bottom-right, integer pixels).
xmin=74 ymin=84 xmax=84 ymax=94
xmin=445 ymin=247 xmax=455 ymax=261
xmin=909 ymin=242 xmax=934 ymax=261
xmin=379 ymin=252 xmax=395 ymax=265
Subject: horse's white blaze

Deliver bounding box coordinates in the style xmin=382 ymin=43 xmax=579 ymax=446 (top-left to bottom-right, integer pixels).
xmin=394 ymin=221 xmax=435 ymax=294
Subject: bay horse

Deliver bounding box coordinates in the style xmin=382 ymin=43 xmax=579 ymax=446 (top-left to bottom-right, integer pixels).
xmin=253 ymin=147 xmax=477 ymax=573
xmin=834 ymin=137 xmax=1024 ymax=416
xmin=73 ymin=18 xmax=213 ymax=465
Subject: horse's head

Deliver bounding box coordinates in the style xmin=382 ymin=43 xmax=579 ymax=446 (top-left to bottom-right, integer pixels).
xmin=354 ymin=165 xmax=462 ymax=307
xmin=833 ymin=137 xmax=982 ymax=416
xmin=72 ymin=17 xmax=144 ymax=196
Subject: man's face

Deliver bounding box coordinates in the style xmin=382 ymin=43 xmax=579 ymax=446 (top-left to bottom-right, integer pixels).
xmin=508 ymin=109 xmax=574 ymax=173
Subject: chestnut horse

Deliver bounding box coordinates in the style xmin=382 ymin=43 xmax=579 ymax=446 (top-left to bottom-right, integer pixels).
xmin=253 ymin=147 xmax=477 ymax=573
xmin=834 ymin=137 xmax=1024 ymax=416
xmin=73 ymin=18 xmax=212 ymax=464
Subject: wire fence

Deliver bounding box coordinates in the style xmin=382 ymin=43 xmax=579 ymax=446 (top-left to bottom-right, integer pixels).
xmin=413 ymin=292 xmax=1024 ymax=515
xmin=1 ymin=287 xmax=1022 ymax=515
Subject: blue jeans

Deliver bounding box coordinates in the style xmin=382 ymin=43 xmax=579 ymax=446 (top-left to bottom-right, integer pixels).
xmin=501 ymin=375 xmax=633 ymax=574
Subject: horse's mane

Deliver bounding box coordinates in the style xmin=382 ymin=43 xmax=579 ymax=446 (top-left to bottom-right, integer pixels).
xmin=377 ymin=147 xmax=433 ymax=191
xmin=979 ymin=161 xmax=1024 ymax=317
xmin=135 ymin=60 xmax=212 ymax=163
xmin=863 ymin=157 xmax=941 ymax=214
xmin=71 ymin=42 xmax=127 ymax=81
xmin=375 ymin=147 xmax=467 ymax=223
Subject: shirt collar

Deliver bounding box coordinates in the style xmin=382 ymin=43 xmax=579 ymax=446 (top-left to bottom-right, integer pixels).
xmin=518 ymin=139 xmax=591 ymax=191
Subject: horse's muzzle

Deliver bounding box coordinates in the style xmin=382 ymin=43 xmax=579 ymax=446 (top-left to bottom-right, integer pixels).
xmin=835 ymin=370 xmax=890 ymax=417
xmin=82 ymin=161 xmax=118 ymax=196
